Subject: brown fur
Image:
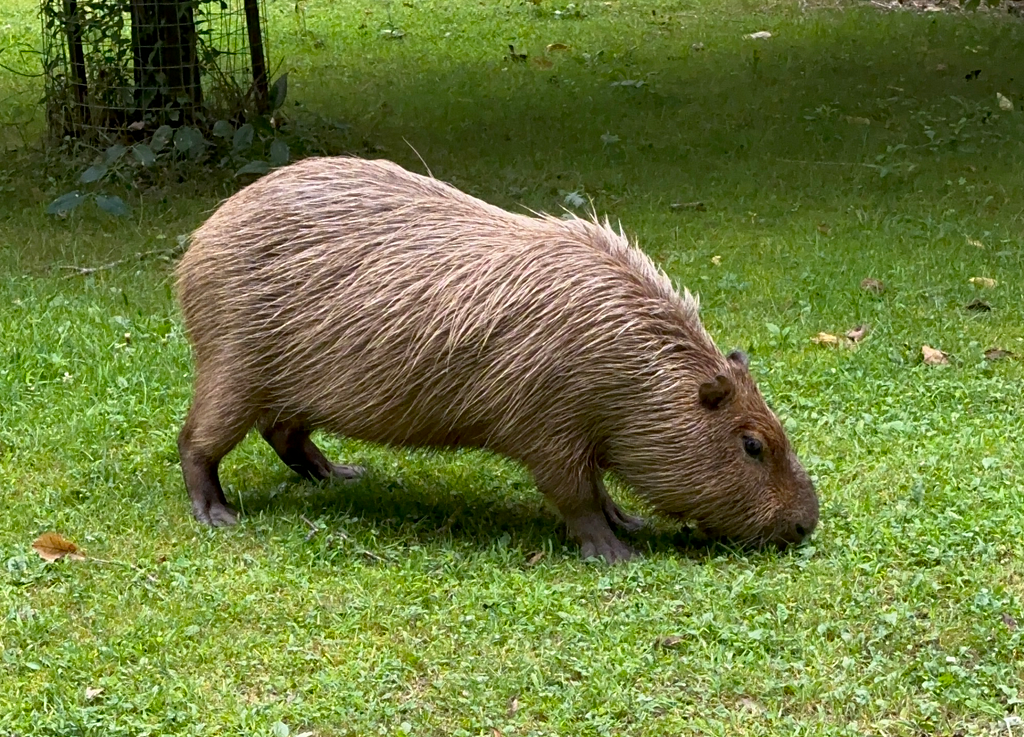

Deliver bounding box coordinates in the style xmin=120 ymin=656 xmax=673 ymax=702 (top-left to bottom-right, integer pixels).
xmin=176 ymin=156 xmax=819 ymax=562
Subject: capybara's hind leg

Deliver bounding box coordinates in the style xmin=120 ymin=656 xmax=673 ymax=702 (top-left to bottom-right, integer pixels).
xmin=532 ymin=462 xmax=635 ymax=564
xmin=594 ymin=473 xmax=645 ymax=533
xmin=178 ymin=379 xmax=256 ymax=526
xmin=257 ymin=418 xmax=363 ymax=482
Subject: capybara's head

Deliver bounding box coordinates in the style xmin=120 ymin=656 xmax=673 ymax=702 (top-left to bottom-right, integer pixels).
xmin=626 ymin=348 xmax=819 ymax=550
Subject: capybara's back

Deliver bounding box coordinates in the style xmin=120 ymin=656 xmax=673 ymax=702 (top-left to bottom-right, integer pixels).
xmin=177 ymin=157 xmax=818 ymax=562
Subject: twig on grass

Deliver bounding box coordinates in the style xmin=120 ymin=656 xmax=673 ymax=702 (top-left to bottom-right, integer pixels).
xmin=300 ymin=515 xmax=320 ymax=541
xmin=58 ymin=246 xmax=183 ymax=277
xmin=776 ymin=157 xmax=884 ymax=170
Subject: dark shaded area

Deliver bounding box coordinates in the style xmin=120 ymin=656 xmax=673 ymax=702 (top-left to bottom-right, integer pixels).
xmin=282 ymin=10 xmax=1024 ymax=221
xmin=130 ymin=0 xmax=203 ymax=123
xmin=42 ymin=0 xmax=271 ymax=138
xmin=240 ymin=466 xmax=749 ymax=563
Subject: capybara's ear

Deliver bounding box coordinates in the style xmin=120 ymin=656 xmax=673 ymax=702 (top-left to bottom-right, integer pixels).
xmin=698 ymin=374 xmax=734 ymax=410
xmin=726 ymin=350 xmax=749 ymax=369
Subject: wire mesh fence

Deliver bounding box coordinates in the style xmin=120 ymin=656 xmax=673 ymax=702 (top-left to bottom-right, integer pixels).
xmin=41 ymin=0 xmax=270 ymax=142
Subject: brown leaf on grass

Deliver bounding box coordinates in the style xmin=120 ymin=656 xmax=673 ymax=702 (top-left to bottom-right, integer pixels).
xmin=965 ymin=299 xmax=991 ymax=312
xmin=984 ymin=348 xmax=1014 ymax=361
xmin=812 ymin=332 xmax=841 ymax=345
xmin=545 ymin=43 xmax=570 ymax=52
xmin=31 ymin=532 xmax=85 ymax=562
xmin=532 ymin=57 xmax=553 ymax=69
xmin=738 ymin=696 xmax=764 ymax=714
xmin=1002 ymin=612 xmax=1019 ymax=630
xmin=655 ymin=635 xmax=684 ymax=649
xmin=492 ymin=729 xmax=503 ymax=737
xmin=508 ymin=695 xmax=520 ymax=716
xmin=85 ymin=687 xmax=104 ymax=700
xmin=846 ymin=324 xmax=869 ymax=342
xmin=860 ymin=277 xmax=885 ymax=294
xmin=969 ymin=276 xmax=997 ymax=289
xmin=921 ymin=345 xmax=949 ymax=365
xmin=525 ymin=551 xmax=546 ymax=567
xmin=816 ymin=222 xmax=831 ymax=235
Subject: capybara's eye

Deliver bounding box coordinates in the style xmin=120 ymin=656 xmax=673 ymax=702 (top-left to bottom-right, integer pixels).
xmin=742 ymin=435 xmax=763 ymax=459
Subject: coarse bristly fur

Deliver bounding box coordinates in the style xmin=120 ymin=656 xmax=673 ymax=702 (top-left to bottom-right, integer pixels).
xmin=176 ymin=156 xmax=819 ymax=563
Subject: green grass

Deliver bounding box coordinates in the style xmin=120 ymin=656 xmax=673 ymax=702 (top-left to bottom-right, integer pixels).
xmin=2 ymin=0 xmax=1024 ymax=735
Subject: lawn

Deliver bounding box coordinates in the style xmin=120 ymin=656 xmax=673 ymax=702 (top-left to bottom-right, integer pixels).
xmin=1 ymin=0 xmax=1023 ymax=735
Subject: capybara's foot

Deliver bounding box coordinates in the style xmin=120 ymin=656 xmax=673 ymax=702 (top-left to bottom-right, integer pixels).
xmin=193 ymin=500 xmax=238 ymax=527
xmin=580 ymin=534 xmax=635 ymax=564
xmin=568 ymin=512 xmax=636 ymax=564
xmin=603 ymin=500 xmax=645 ymax=533
xmin=329 ymin=463 xmax=365 ymax=480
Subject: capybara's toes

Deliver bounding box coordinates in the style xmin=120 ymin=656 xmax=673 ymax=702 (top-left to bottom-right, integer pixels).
xmin=194 ymin=502 xmax=238 ymax=527
xmin=330 ymin=463 xmax=365 ymax=480
xmin=581 ymin=536 xmax=636 ymax=564
xmin=607 ymin=506 xmax=646 ymax=533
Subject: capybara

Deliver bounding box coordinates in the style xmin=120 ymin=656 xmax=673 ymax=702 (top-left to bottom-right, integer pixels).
xmin=176 ymin=156 xmax=819 ymax=562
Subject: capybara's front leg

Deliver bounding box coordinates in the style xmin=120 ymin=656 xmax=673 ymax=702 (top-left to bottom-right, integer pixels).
xmin=177 ymin=372 xmax=255 ymax=526
xmin=532 ymin=462 xmax=635 ymax=564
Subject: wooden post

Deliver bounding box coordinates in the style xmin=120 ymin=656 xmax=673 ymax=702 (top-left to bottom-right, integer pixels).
xmin=243 ymin=0 xmax=269 ymax=113
xmin=63 ymin=0 xmax=88 ymax=133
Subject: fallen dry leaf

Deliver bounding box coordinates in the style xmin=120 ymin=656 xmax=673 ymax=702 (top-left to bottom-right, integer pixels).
xmin=745 ymin=31 xmax=772 ymax=39
xmin=921 ymin=345 xmax=949 ymax=365
xmin=508 ymin=695 xmax=520 ymax=716
xmin=31 ymin=532 xmax=86 ymax=562
xmin=846 ymin=324 xmax=869 ymax=342
xmin=1003 ymin=612 xmax=1019 ymax=630
xmin=967 ymin=237 xmax=985 ymax=249
xmin=711 ymin=255 xmax=722 ymax=266
xmin=532 ymin=57 xmax=553 ymax=69
xmin=965 ymin=298 xmax=991 ymax=312
xmin=545 ymin=43 xmax=570 ymax=52
xmin=816 ymin=223 xmax=831 ymax=235
xmin=969 ymin=277 xmax=997 ymax=289
xmin=493 ymin=729 xmax=503 ymax=737
xmin=860 ymin=277 xmax=885 ymax=294
xmin=997 ymin=92 xmax=1013 ymax=111
xmin=984 ymin=348 xmax=1014 ymax=361
xmin=812 ymin=332 xmax=841 ymax=346
xmin=656 ymin=635 xmax=684 ymax=648
xmin=738 ymin=696 xmax=764 ymax=714
xmin=525 ymin=551 xmax=546 ymax=567
xmin=85 ymin=687 xmax=104 ymax=700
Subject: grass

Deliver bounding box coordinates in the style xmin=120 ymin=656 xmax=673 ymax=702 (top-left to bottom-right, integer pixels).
xmin=2 ymin=0 xmax=1024 ymax=734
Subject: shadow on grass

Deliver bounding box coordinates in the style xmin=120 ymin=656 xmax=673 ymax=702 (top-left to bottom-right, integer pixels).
xmin=240 ymin=463 xmax=744 ymax=563
xmin=290 ymin=8 xmax=1024 ymax=212
xmin=4 ymin=6 xmax=1022 ymax=272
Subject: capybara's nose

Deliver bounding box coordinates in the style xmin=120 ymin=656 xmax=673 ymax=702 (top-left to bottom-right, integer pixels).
xmin=771 ymin=518 xmax=815 ymax=550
